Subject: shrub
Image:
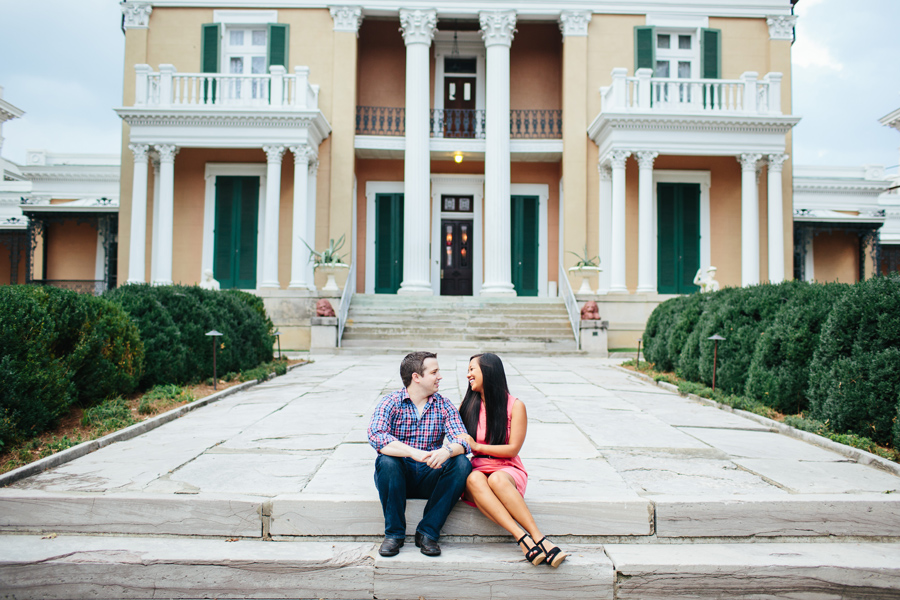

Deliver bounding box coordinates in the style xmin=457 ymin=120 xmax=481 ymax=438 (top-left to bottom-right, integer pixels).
xmin=643 ymin=295 xmax=689 ymax=372
xmin=745 ymin=282 xmax=847 ymax=413
xmin=0 ymin=285 xmax=142 ymax=448
xmin=808 ymin=275 xmax=900 ymax=447
xmin=676 ymin=287 xmax=736 ymax=382
xmin=696 ymin=282 xmax=798 ymax=394
xmin=81 ymin=397 xmax=135 ymax=433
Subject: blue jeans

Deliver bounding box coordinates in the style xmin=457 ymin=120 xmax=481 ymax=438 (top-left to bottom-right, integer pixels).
xmin=374 ymin=453 xmax=472 ymax=541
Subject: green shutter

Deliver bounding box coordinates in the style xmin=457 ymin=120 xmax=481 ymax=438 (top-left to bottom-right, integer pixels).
xmin=267 ymin=23 xmax=290 ymax=70
xmin=657 ymin=183 xmax=677 ymax=294
xmin=657 ymin=183 xmax=701 ymax=294
xmin=201 ymin=23 xmax=221 ymax=73
xmin=511 ymin=196 xmax=539 ymax=297
xmin=236 ymin=177 xmax=259 ymax=290
xmin=375 ymin=194 xmax=404 ymax=294
xmin=634 ymin=26 xmax=655 ymax=73
xmin=680 ymin=185 xmax=701 ymax=293
xmin=701 ymin=28 xmax=721 ymax=79
xmin=214 ymin=177 xmax=235 ymax=289
xmin=214 ymin=176 xmax=259 ymax=290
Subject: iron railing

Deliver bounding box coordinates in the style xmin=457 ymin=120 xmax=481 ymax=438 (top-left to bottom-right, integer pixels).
xmin=337 ymin=262 xmax=356 ymax=348
xmin=355 ymin=107 xmax=562 ymax=139
xmin=510 ymin=109 xmax=562 ymax=138
xmin=558 ymin=258 xmax=581 ymax=350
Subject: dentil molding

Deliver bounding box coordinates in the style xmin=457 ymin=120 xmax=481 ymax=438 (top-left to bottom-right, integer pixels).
xmin=121 ymin=2 xmax=152 ymax=29
xmin=329 ymin=6 xmax=363 ymax=33
xmin=558 ymin=10 xmax=591 ymax=37
xmin=766 ymin=15 xmax=797 ymax=40
xmin=479 ymin=11 xmax=516 ymax=48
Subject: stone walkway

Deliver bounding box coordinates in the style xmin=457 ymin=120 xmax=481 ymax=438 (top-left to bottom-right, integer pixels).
xmin=2 ymin=351 xmax=900 ymax=599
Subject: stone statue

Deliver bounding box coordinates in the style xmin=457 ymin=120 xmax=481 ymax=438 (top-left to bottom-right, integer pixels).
xmin=580 ymin=300 xmax=600 ymax=320
xmin=316 ymin=298 xmax=336 ymax=317
xmin=199 ymin=269 xmax=220 ymax=291
xmin=693 ymin=266 xmax=720 ymax=293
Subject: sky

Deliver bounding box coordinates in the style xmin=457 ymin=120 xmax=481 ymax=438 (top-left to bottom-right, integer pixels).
xmin=1 ymin=0 xmax=899 ymax=172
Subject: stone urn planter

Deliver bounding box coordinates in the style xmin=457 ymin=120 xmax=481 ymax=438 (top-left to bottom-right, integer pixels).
xmin=315 ymin=262 xmax=349 ymax=292
xmin=568 ymin=265 xmax=602 ymax=294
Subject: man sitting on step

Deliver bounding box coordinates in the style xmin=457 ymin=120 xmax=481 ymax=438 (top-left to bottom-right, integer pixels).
xmin=367 ymin=351 xmax=472 ymax=557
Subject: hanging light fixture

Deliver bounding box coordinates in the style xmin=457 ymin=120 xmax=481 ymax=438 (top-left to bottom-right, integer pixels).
xmin=454 ymin=151 xmax=463 ymax=164
xmin=451 ymin=21 xmax=460 ymax=57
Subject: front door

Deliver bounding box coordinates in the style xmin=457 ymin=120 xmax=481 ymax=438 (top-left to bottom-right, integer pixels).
xmin=657 ymin=182 xmax=700 ymax=294
xmin=440 ymin=219 xmax=473 ymax=296
xmin=214 ymin=176 xmax=259 ymax=289
xmin=511 ymin=195 xmax=539 ymax=297
xmin=444 ymin=76 xmax=476 ymax=138
xmin=374 ymin=193 xmax=404 ymax=294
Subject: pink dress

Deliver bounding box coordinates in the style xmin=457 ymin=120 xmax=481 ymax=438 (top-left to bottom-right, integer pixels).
xmin=467 ymin=394 xmax=528 ymax=500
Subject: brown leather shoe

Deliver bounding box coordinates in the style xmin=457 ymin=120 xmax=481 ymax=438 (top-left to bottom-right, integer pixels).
xmin=415 ymin=531 xmax=441 ymax=556
xmin=379 ymin=537 xmax=404 ymax=557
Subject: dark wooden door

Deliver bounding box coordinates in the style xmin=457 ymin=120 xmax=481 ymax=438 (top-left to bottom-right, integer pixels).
xmin=440 ymin=219 xmax=473 ymax=296
xmin=375 ymin=193 xmax=404 ymax=294
xmin=657 ymin=182 xmax=700 ymax=294
xmin=444 ymin=76 xmax=476 ymax=138
xmin=511 ymin=195 xmax=539 ymax=297
xmin=214 ymin=176 xmax=259 ymax=289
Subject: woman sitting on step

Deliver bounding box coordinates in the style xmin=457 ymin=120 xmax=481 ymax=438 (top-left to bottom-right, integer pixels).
xmin=459 ymin=353 xmax=568 ymax=567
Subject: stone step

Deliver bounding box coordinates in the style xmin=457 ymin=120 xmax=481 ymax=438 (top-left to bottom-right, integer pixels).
xmin=4 ymin=490 xmax=899 ymax=541
xmin=2 ymin=534 xmax=899 ymax=600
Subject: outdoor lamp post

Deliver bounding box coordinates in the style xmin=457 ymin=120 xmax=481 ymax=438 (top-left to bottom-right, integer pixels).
xmin=708 ymin=334 xmax=725 ymax=391
xmin=636 ymin=337 xmax=642 ymax=367
xmin=206 ymin=329 xmax=224 ymax=390
xmin=273 ymin=329 xmax=282 ymax=360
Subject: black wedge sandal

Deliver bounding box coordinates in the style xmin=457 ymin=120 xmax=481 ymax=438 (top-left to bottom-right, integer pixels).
xmin=516 ymin=533 xmax=546 ymax=566
xmin=535 ymin=537 xmax=568 ymax=568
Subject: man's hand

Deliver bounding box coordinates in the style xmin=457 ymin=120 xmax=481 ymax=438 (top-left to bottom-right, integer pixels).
xmin=459 ymin=433 xmax=479 ymax=454
xmin=422 ymin=446 xmax=451 ymax=469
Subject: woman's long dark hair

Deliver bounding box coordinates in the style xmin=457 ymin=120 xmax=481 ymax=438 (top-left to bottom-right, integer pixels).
xmin=459 ymin=353 xmax=511 ymax=447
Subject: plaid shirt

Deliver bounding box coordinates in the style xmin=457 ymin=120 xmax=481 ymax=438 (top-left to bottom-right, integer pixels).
xmin=367 ymin=388 xmax=471 ymax=454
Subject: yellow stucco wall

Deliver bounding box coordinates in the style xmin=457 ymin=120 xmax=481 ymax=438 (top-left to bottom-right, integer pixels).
xmin=45 ymin=222 xmax=98 ymax=280
xmin=813 ymin=231 xmax=859 ymax=283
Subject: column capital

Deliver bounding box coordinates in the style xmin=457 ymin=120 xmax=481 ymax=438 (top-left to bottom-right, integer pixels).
xmin=121 ymin=2 xmax=152 ymax=29
xmin=766 ymin=15 xmax=797 ymax=41
xmin=597 ymin=163 xmax=612 ymax=181
xmin=738 ymin=153 xmax=762 ymax=171
xmin=329 ymin=6 xmax=363 ymax=34
xmin=263 ymin=145 xmax=286 ymax=163
xmin=400 ymin=9 xmax=438 ymax=46
xmin=128 ymin=143 xmax=150 ymax=162
xmin=290 ymin=144 xmax=317 ymax=165
xmin=608 ymin=150 xmax=631 ymax=169
xmin=636 ymin=151 xmax=658 ymax=170
xmin=479 ymin=11 xmax=516 ymax=48
xmin=558 ymin=10 xmax=591 ymax=37
xmin=155 ymin=144 xmax=178 ymax=163
xmin=767 ymin=153 xmax=789 ymax=172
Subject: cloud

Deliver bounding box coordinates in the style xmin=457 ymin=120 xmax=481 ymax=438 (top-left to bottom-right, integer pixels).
xmin=792 ymin=37 xmax=843 ymax=71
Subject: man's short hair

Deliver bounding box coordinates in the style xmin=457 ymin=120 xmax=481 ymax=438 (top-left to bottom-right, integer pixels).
xmin=400 ymin=351 xmax=438 ymax=388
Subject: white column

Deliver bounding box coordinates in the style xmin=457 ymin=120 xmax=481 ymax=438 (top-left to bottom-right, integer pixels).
xmin=127 ymin=143 xmax=150 ymax=284
xmin=739 ymin=153 xmax=762 ymax=286
xmin=289 ymin=144 xmax=316 ymax=289
xmin=306 ymin=156 xmax=319 ymax=290
xmin=149 ymin=154 xmax=161 ymax=284
xmin=398 ymin=8 xmax=437 ymax=295
xmin=480 ymin=10 xmax=517 ymax=296
xmin=597 ymin=163 xmax=612 ymax=294
xmin=636 ymin=151 xmax=658 ymax=293
xmin=767 ymin=153 xmax=788 ymax=283
xmin=261 ymin=145 xmax=286 ymax=289
xmin=608 ymin=150 xmax=631 ymax=294
xmin=153 ymin=144 xmax=177 ymax=285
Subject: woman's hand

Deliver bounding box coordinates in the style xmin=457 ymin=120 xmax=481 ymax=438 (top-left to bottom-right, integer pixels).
xmin=459 ymin=433 xmax=479 ymax=453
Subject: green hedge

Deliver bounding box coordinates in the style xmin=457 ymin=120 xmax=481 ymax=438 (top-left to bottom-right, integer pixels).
xmin=641 ymin=275 xmax=900 ymax=450
xmin=745 ymin=282 xmax=847 ymax=414
xmin=104 ymin=284 xmax=274 ymax=388
xmin=807 ymin=275 xmax=900 ymax=447
xmin=0 ymin=285 xmax=143 ymax=447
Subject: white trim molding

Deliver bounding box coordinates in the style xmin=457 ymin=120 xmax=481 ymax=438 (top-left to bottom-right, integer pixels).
xmin=652 ymin=170 xmax=712 ymax=290
xmin=510 ymin=183 xmax=550 ymax=297
xmin=364 ymin=181 xmax=404 ymax=294
xmin=213 ymin=10 xmax=278 ymax=24
xmin=202 ymin=163 xmax=268 ymax=289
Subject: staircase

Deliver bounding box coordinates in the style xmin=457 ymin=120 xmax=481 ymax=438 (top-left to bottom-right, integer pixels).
xmin=341 ymin=294 xmax=578 ymax=352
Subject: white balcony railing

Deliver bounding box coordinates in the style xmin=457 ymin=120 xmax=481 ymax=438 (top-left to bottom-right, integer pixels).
xmin=601 ymin=68 xmax=783 ymax=116
xmin=133 ymin=64 xmax=320 ymax=110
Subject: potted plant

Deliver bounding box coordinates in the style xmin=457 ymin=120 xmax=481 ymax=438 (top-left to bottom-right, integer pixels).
xmin=303 ymin=235 xmax=348 ymax=292
xmin=567 ymin=245 xmax=601 ymax=294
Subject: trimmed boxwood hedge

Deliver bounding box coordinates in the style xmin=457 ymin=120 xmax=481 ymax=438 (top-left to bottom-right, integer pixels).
xmin=0 ymin=285 xmax=143 ymax=448
xmin=807 ymin=274 xmax=900 ymax=447
xmin=642 ymin=295 xmax=688 ymax=373
xmin=104 ymin=284 xmax=274 ymax=388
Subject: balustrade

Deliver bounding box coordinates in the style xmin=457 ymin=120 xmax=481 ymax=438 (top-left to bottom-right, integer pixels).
xmin=356 ymin=106 xmax=406 ymax=136
xmin=355 ymin=107 xmax=562 ymax=139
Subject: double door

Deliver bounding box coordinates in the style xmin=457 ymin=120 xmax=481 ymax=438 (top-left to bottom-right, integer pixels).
xmin=657 ymin=182 xmax=700 ymax=294
xmin=213 ymin=176 xmax=259 ymax=289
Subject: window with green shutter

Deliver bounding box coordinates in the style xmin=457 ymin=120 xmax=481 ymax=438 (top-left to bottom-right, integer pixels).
xmin=634 ymin=26 xmax=655 ymax=73
xmin=700 ymin=28 xmax=721 ymax=79
xmin=201 ymin=23 xmax=221 ymax=102
xmin=267 ymin=23 xmax=289 ymax=70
